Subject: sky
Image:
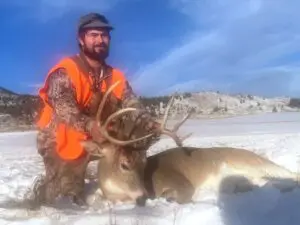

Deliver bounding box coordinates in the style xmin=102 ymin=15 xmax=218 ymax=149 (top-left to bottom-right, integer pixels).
xmin=0 ymin=0 xmax=300 ymax=97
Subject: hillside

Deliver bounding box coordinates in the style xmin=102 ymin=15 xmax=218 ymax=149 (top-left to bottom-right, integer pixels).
xmin=0 ymin=87 xmax=299 ymax=132
xmin=0 ymin=86 xmax=17 ymax=95
xmin=0 ymin=87 xmax=41 ymax=132
xmin=140 ymin=92 xmax=300 ymax=119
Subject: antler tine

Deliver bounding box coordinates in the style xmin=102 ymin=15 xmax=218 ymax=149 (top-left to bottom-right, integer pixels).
xmin=159 ymin=95 xmax=193 ymax=147
xmin=181 ymin=132 xmax=193 ymax=141
xmin=172 ymin=109 xmax=193 ymax=132
xmin=95 ymin=80 xmax=155 ymax=146
xmin=96 ymin=80 xmax=121 ymax=123
xmin=161 ymin=95 xmax=175 ymax=129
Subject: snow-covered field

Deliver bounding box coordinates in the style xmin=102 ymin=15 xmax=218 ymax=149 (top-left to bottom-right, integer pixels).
xmin=0 ymin=112 xmax=300 ymax=225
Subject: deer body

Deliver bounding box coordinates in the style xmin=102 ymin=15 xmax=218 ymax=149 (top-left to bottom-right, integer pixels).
xmin=143 ymin=147 xmax=299 ymax=203
xmin=84 ymin=141 xmax=299 ymax=205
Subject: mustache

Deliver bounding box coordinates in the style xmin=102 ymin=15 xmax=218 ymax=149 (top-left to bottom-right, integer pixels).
xmin=94 ymin=43 xmax=107 ymax=48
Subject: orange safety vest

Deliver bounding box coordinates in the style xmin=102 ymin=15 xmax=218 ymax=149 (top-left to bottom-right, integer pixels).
xmin=37 ymin=56 xmax=126 ymax=160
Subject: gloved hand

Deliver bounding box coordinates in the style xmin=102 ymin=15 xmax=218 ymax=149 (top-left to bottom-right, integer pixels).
xmin=146 ymin=119 xmax=161 ymax=133
xmin=153 ymin=121 xmax=161 ymax=130
xmin=86 ymin=120 xmax=106 ymax=144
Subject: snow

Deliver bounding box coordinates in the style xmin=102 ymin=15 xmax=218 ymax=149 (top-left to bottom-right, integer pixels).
xmin=0 ymin=112 xmax=300 ymax=225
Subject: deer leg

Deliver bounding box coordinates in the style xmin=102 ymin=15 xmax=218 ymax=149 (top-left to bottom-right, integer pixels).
xmin=152 ymin=169 xmax=195 ymax=204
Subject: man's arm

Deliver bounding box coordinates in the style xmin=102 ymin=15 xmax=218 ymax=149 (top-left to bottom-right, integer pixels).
xmin=121 ymin=81 xmax=144 ymax=108
xmin=46 ymin=68 xmax=94 ymax=134
xmin=121 ymin=80 xmax=160 ymax=131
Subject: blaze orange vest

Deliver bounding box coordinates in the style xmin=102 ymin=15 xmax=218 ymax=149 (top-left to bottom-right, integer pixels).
xmin=37 ymin=56 xmax=126 ymax=160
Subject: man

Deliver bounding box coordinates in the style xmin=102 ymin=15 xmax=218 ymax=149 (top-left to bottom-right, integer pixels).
xmin=33 ymin=12 xmax=160 ymax=206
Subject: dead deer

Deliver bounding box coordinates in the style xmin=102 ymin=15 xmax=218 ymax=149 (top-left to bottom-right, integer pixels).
xmin=81 ymin=81 xmax=191 ymax=203
xmin=142 ymin=146 xmax=299 ymax=204
xmin=82 ymin=82 xmax=300 ymax=205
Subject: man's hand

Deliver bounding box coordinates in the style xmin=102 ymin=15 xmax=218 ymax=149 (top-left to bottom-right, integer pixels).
xmin=153 ymin=121 xmax=161 ymax=130
xmin=86 ymin=120 xmax=106 ymax=144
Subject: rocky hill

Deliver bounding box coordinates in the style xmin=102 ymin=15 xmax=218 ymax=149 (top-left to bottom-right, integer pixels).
xmin=0 ymin=87 xmax=41 ymax=132
xmin=140 ymin=92 xmax=300 ymax=119
xmin=0 ymin=86 xmax=299 ymax=132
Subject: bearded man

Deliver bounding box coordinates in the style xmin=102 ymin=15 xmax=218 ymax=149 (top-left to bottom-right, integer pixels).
xmin=34 ymin=12 xmax=160 ymax=206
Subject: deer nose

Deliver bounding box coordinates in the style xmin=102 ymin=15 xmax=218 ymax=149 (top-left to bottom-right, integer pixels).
xmin=136 ymin=195 xmax=147 ymax=206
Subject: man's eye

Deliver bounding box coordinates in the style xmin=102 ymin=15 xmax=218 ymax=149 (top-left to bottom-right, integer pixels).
xmin=90 ymin=33 xmax=99 ymax=38
xmin=87 ymin=32 xmax=109 ymax=39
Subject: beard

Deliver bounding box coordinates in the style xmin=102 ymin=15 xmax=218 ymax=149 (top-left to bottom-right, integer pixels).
xmin=81 ymin=43 xmax=109 ymax=61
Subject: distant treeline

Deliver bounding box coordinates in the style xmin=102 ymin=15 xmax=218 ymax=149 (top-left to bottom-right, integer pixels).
xmin=139 ymin=92 xmax=192 ymax=107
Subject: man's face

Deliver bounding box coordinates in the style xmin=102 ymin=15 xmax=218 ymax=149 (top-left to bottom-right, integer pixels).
xmin=79 ymin=28 xmax=111 ymax=61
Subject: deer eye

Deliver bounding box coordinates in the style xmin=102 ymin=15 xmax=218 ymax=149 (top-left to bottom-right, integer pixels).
xmin=121 ymin=162 xmax=130 ymax=171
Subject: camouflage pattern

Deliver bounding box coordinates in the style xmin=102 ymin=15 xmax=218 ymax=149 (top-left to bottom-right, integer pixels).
xmin=33 ymin=59 xmax=160 ymax=206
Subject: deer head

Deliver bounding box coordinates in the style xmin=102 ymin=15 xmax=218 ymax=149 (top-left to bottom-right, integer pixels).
xmin=81 ymin=81 xmax=192 ymax=204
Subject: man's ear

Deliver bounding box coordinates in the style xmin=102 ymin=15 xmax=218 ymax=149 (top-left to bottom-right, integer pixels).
xmin=78 ymin=33 xmax=84 ymax=46
xmin=80 ymin=140 xmax=105 ymax=158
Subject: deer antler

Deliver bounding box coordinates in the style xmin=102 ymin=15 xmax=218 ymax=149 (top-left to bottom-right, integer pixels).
xmin=95 ymin=81 xmax=154 ymax=146
xmin=95 ymin=82 xmax=192 ymax=147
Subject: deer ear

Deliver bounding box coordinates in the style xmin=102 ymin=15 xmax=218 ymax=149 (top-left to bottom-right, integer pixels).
xmin=80 ymin=140 xmax=105 ymax=158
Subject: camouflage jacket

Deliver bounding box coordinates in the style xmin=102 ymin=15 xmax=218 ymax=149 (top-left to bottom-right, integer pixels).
xmin=37 ymin=57 xmax=159 ymax=157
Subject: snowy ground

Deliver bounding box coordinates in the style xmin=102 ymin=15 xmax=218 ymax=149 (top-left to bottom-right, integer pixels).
xmin=0 ymin=112 xmax=300 ymax=225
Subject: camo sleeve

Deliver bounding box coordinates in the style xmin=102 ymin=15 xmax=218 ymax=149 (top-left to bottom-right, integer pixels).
xmin=121 ymin=81 xmax=160 ymax=131
xmin=46 ymin=68 xmax=93 ymax=133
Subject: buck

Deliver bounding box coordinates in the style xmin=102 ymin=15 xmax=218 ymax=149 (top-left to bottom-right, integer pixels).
xmin=82 ymin=81 xmax=300 ymax=205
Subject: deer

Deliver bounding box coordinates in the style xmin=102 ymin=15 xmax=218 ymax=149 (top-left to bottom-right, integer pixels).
xmin=81 ymin=81 xmax=300 ymax=205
